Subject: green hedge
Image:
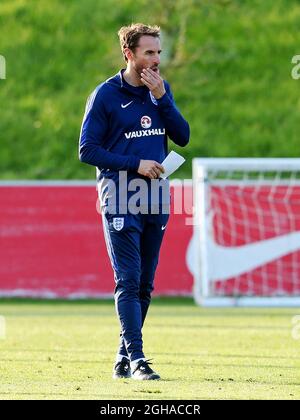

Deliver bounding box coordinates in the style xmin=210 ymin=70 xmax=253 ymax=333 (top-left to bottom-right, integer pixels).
xmin=1 ymin=0 xmax=299 ymax=179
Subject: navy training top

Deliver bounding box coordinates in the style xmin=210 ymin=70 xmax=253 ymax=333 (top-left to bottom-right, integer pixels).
xmin=79 ymin=69 xmax=190 ymax=213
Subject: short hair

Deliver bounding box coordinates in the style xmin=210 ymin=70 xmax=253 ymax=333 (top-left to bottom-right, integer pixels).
xmin=118 ymin=23 xmax=160 ymax=62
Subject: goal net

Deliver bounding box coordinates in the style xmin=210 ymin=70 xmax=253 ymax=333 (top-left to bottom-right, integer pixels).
xmin=192 ymin=158 xmax=300 ymax=307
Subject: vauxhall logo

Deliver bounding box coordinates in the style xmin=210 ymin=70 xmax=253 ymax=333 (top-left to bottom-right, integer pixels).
xmin=141 ymin=115 xmax=152 ymax=128
xmin=124 ymin=128 xmax=165 ymax=140
xmin=124 ymin=115 xmax=165 ymax=139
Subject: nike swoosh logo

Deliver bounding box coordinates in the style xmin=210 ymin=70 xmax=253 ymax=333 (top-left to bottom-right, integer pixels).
xmin=161 ymin=225 xmax=166 ymax=231
xmin=186 ymin=231 xmax=300 ymax=281
xmin=121 ymin=101 xmax=133 ymax=109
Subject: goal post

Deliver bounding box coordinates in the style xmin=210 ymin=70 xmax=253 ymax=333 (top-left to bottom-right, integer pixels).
xmin=192 ymin=158 xmax=300 ymax=307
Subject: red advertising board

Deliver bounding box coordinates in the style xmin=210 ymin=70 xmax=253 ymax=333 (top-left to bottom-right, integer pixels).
xmin=0 ymin=182 xmax=193 ymax=297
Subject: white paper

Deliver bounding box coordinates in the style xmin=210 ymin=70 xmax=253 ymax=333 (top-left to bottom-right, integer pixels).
xmin=160 ymin=151 xmax=186 ymax=179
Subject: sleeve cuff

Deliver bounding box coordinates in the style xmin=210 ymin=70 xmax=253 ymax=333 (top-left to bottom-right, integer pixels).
xmin=157 ymin=92 xmax=172 ymax=107
xmin=129 ymin=155 xmax=141 ymax=171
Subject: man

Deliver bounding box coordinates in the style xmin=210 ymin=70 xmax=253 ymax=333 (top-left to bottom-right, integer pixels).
xmin=79 ymin=23 xmax=189 ymax=380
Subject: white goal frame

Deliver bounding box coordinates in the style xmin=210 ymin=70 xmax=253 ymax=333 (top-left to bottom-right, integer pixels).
xmin=193 ymin=158 xmax=300 ymax=307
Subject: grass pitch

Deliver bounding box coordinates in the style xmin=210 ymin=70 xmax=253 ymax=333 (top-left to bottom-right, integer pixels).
xmin=0 ymin=297 xmax=300 ymax=400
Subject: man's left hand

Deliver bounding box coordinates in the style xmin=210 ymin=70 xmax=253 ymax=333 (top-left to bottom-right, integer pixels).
xmin=141 ymin=68 xmax=166 ymax=99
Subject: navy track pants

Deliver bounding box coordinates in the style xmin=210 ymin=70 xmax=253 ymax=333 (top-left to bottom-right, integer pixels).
xmin=102 ymin=211 xmax=169 ymax=362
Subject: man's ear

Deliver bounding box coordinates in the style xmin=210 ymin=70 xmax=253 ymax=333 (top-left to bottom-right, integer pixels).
xmin=124 ymin=47 xmax=134 ymax=62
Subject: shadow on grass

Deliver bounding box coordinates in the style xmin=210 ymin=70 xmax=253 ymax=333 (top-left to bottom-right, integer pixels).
xmin=0 ymin=297 xmax=195 ymax=306
xmin=0 ymin=357 xmax=297 ymax=370
xmin=0 ymin=298 xmax=298 ymax=316
xmin=3 ymin=349 xmax=300 ymax=362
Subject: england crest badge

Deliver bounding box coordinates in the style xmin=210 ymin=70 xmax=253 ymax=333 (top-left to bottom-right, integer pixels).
xmin=113 ymin=217 xmax=124 ymax=231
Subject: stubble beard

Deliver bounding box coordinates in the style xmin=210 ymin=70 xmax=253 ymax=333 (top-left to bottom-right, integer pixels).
xmin=133 ymin=62 xmax=144 ymax=79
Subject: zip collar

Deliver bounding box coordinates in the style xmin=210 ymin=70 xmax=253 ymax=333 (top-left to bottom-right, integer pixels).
xmin=107 ymin=69 xmax=148 ymax=99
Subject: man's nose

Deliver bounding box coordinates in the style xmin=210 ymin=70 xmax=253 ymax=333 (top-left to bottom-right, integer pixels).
xmin=153 ymin=54 xmax=160 ymax=65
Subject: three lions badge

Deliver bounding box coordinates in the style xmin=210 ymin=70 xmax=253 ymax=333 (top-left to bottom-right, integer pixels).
xmin=113 ymin=217 xmax=124 ymax=231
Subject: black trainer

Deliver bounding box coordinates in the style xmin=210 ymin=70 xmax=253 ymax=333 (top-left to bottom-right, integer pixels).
xmin=112 ymin=357 xmax=131 ymax=379
xmin=132 ymin=359 xmax=160 ymax=380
